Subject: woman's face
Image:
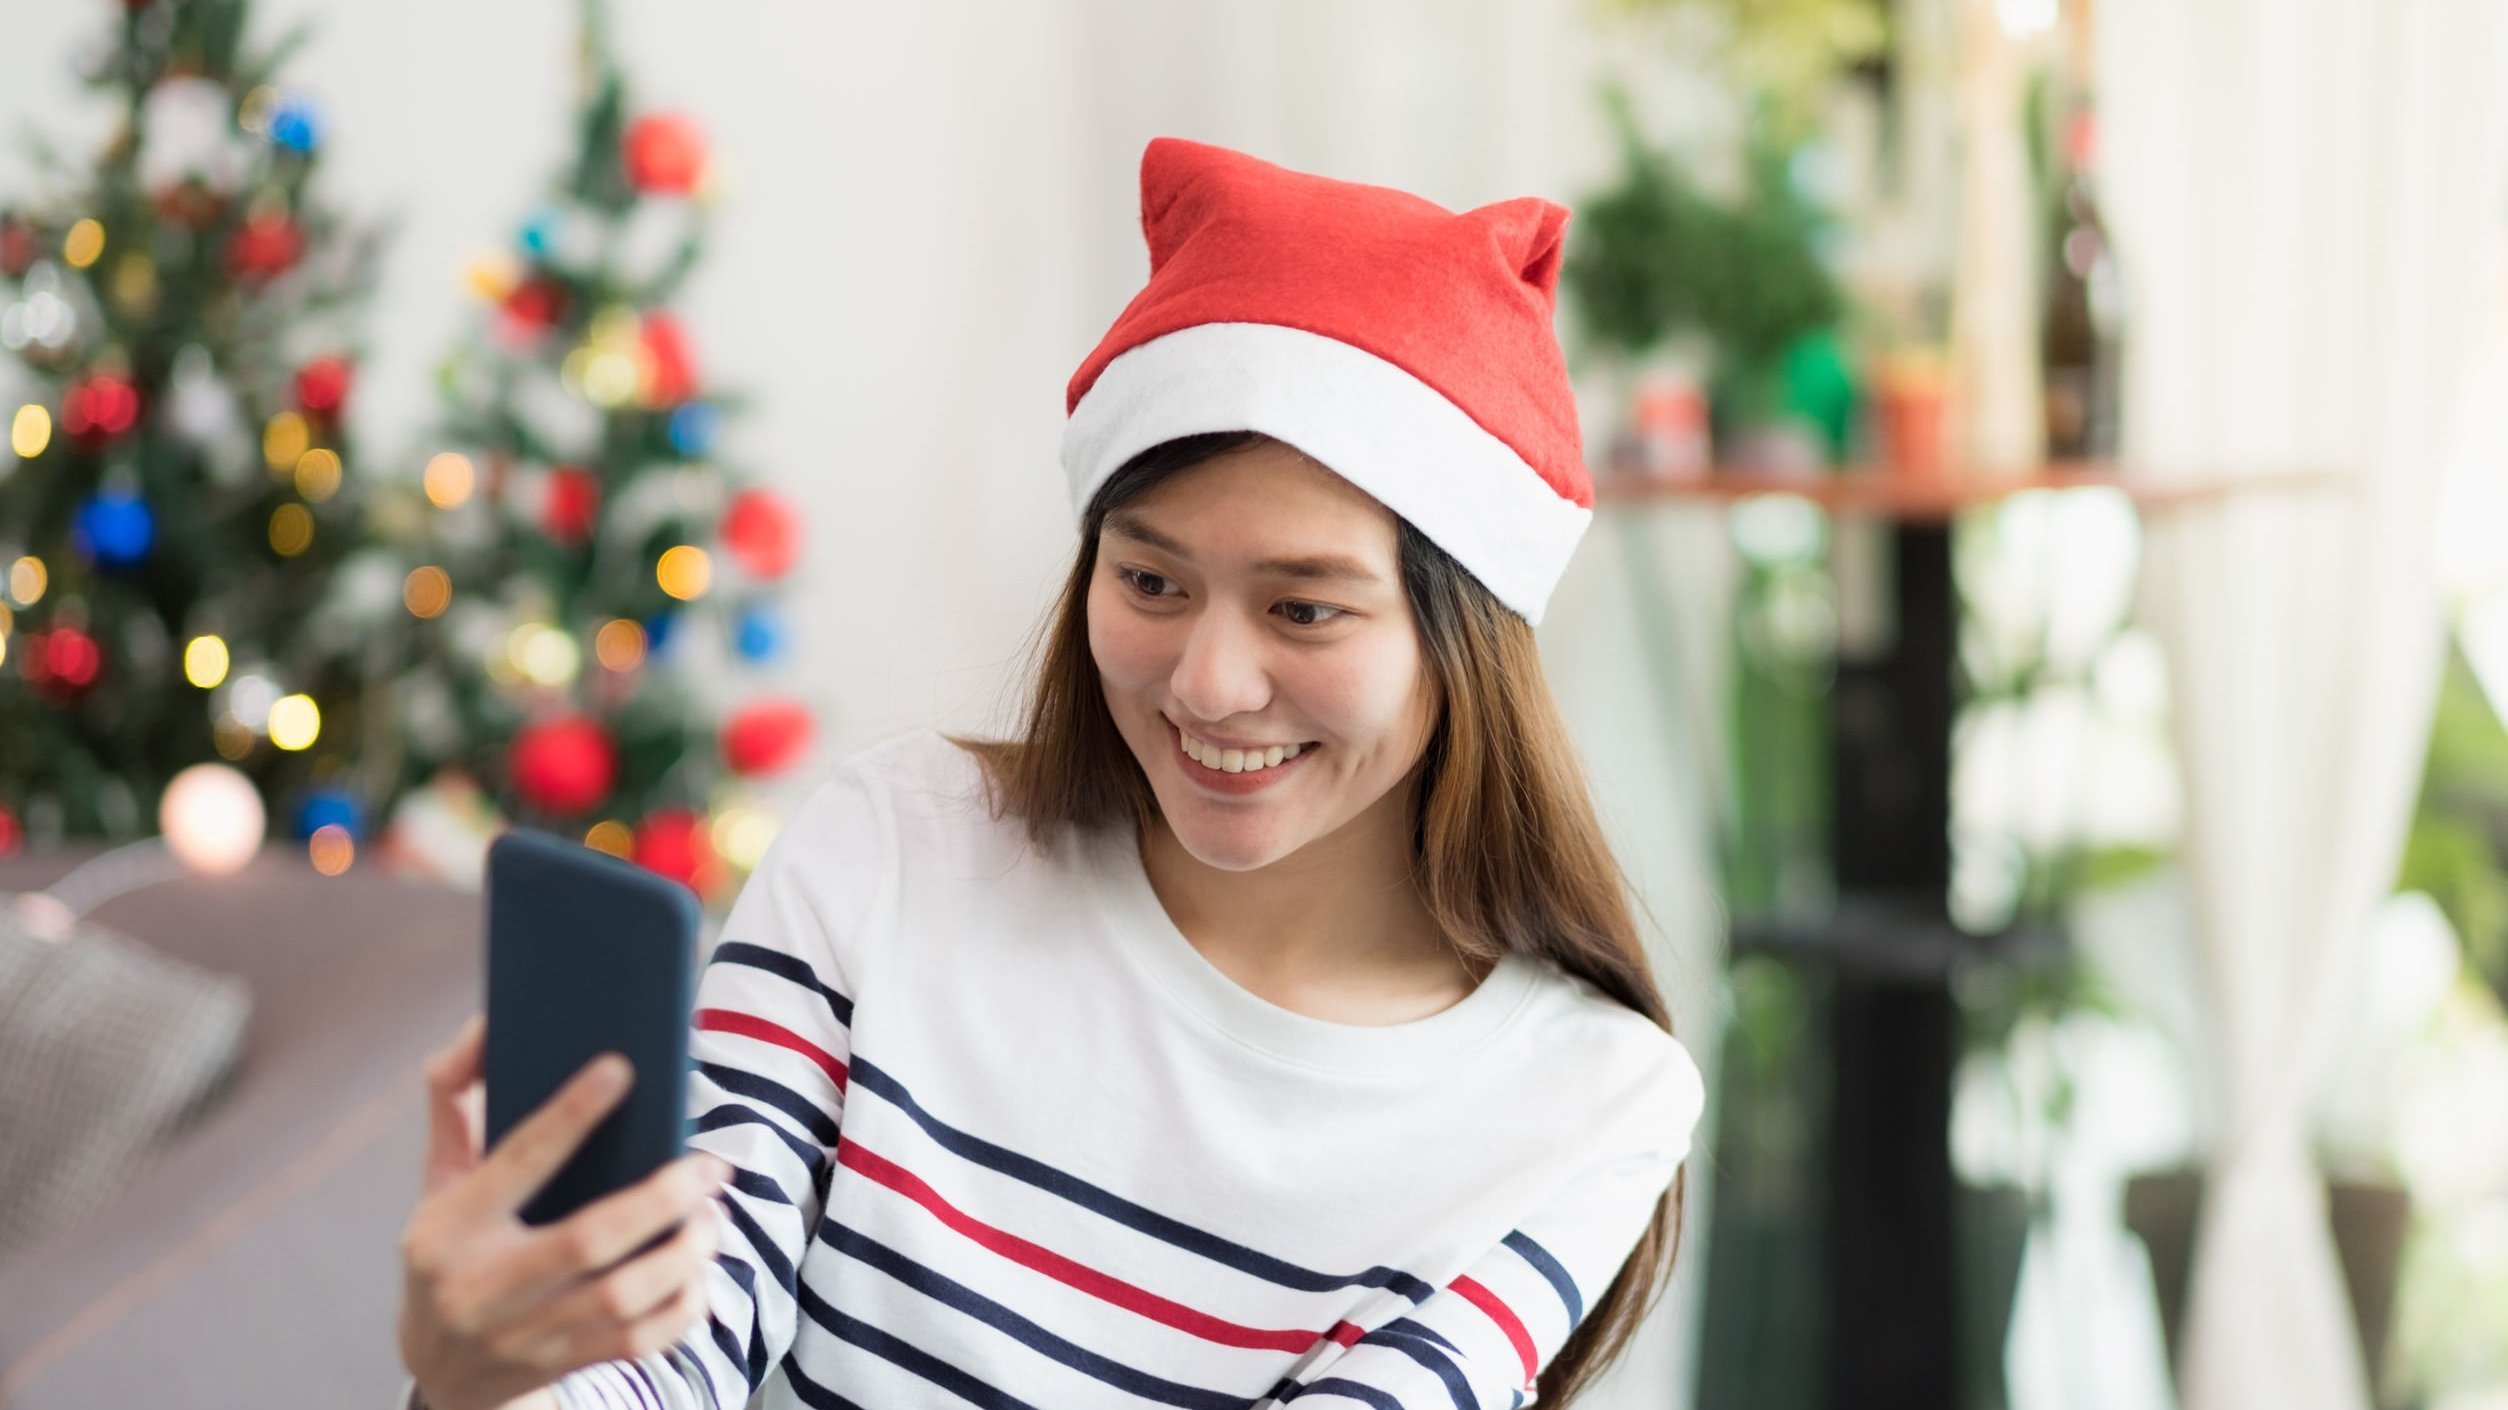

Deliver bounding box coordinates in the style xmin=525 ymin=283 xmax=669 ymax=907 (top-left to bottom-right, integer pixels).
xmin=1088 ymin=439 xmax=1439 ymax=873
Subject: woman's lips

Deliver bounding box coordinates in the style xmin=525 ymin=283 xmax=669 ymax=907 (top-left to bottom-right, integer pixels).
xmin=1168 ymin=719 xmax=1315 ymax=794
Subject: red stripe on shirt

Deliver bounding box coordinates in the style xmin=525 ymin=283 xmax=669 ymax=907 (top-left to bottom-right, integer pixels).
xmin=839 ymin=1136 xmax=1336 ymax=1355
xmin=697 ymin=1007 xmax=849 ymax=1093
xmin=1451 ymin=1274 xmax=1537 ymax=1386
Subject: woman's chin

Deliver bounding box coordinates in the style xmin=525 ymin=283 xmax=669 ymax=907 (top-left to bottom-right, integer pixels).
xmin=1155 ymin=800 xmax=1303 ymax=872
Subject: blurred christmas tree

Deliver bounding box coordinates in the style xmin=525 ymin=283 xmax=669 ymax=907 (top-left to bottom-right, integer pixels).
xmin=0 ymin=0 xmax=390 ymax=855
xmin=369 ymin=0 xmax=812 ymax=908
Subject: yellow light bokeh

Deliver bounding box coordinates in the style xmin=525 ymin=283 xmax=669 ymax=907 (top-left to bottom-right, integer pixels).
xmin=238 ymin=85 xmax=279 ymax=134
xmin=8 ymin=556 xmax=45 ymax=605
xmin=581 ymin=349 xmax=640 ymax=408
xmin=585 ymin=820 xmax=634 ymax=857
xmin=593 ymin=618 xmax=647 ymax=672
xmin=403 ymin=565 xmax=452 ymax=619
xmin=309 ymin=823 xmax=355 ymax=876
xmin=184 ymin=634 xmax=230 ymax=689
xmin=268 ymin=694 xmax=321 ymax=751
xmin=62 ymin=218 xmax=104 ymax=269
xmin=111 ymin=252 xmax=157 ymax=313
xmin=711 ymin=806 xmax=780 ymax=872
xmin=269 ymin=503 xmax=314 ymax=557
xmin=423 ymin=451 xmax=475 ymax=509
xmin=513 ymin=623 xmax=582 ymax=687
xmin=464 ymin=255 xmax=515 ymax=304
xmin=294 ymin=446 xmax=342 ymax=502
xmin=263 ymin=412 xmax=310 ymax=472
xmin=656 ymin=545 xmax=711 ymax=600
xmin=10 ymin=404 xmax=48 ymax=459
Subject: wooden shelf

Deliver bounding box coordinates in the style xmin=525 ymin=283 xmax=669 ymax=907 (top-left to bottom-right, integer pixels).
xmin=1591 ymin=461 xmax=2346 ymax=521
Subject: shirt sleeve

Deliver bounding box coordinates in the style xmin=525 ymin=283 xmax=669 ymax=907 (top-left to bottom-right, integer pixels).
xmin=542 ymin=756 xmax=899 ymax=1410
xmin=1270 ymin=1038 xmax=1707 ymax=1410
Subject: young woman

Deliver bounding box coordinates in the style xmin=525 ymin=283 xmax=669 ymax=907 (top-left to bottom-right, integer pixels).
xmin=399 ymin=136 xmax=1706 ymax=1410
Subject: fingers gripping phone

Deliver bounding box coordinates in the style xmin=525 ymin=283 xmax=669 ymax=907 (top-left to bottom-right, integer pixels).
xmin=483 ymin=827 xmax=702 ymax=1257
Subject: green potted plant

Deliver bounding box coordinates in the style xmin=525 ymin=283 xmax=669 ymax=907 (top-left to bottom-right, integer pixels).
xmin=1562 ymin=86 xmax=1849 ymax=471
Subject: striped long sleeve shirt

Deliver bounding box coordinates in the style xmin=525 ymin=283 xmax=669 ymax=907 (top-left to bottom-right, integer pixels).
xmin=421 ymin=726 xmax=1705 ymax=1410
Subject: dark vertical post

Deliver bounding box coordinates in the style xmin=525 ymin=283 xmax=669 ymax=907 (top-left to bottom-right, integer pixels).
xmin=1822 ymin=521 xmax=1960 ymax=1410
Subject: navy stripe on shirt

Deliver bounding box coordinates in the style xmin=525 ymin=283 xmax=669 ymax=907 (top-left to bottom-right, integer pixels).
xmin=796 ymin=1274 xmax=1047 ymax=1410
xmin=694 ymin=1102 xmax=828 ymax=1178
xmin=713 ymin=941 xmax=855 ymax=1028
xmin=850 ymin=1054 xmax=1438 ymax=1304
xmin=1356 ymin=1319 xmax=1475 ymax=1410
xmin=1284 ymin=1378 xmax=1406 ymax=1409
xmin=700 ymin=1060 xmax=843 ymax=1146
xmin=1501 ymin=1229 xmax=1583 ymax=1327
xmin=824 ymin=1217 xmax=1256 ymax=1410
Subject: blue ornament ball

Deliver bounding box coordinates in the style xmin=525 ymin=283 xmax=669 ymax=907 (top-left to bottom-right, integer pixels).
xmin=270 ymin=97 xmax=323 ymax=153
xmin=73 ymin=491 xmax=154 ymax=568
xmin=643 ymin=611 xmax=677 ymax=659
xmin=519 ymin=206 xmax=562 ymax=258
xmin=668 ymin=401 xmax=720 ymax=458
xmin=735 ymin=606 xmax=785 ymax=663
xmin=292 ymin=787 xmax=362 ymax=841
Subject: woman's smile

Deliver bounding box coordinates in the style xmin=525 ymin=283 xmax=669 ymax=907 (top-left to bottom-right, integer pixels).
xmin=1168 ymin=716 xmax=1318 ymax=794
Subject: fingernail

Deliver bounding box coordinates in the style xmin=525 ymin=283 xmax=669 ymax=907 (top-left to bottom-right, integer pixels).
xmin=708 ymin=1156 xmax=734 ymax=1184
xmin=594 ymin=1054 xmax=631 ymax=1088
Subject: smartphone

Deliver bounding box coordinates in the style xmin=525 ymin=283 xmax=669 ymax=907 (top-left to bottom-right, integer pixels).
xmin=482 ymin=826 xmax=702 ymax=1254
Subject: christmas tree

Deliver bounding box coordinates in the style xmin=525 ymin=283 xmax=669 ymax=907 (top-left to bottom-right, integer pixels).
xmin=0 ymin=0 xmax=390 ymax=857
xmin=369 ymin=0 xmax=812 ymax=908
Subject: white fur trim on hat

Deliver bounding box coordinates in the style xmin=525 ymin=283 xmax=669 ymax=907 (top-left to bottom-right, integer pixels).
xmin=1060 ymin=321 xmax=1591 ymax=626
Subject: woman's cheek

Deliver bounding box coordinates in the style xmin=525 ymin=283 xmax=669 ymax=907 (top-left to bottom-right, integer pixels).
xmin=1289 ymin=641 xmax=1412 ymax=732
xmin=1086 ymin=591 xmax=1160 ymax=691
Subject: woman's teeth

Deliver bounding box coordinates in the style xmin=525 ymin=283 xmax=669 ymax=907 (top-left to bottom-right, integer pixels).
xmin=1179 ymin=729 xmax=1307 ymax=774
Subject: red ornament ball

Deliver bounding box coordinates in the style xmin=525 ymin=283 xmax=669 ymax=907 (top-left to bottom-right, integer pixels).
xmin=60 ymin=373 xmax=142 ymax=447
xmin=622 ymin=113 xmax=708 ymax=195
xmin=0 ymin=802 xmax=20 ymax=859
xmin=499 ymin=276 xmax=568 ymax=343
xmin=638 ymin=313 xmax=697 ymax=406
xmin=0 ymin=215 xmax=37 ymax=279
xmin=720 ymin=488 xmax=801 ymax=580
xmin=508 ymin=714 xmax=618 ymax=816
xmin=20 ymin=628 xmax=103 ymax=702
xmin=544 ymin=466 xmax=601 ymax=544
xmin=226 ymin=210 xmax=303 ymax=280
xmin=294 ymin=356 xmax=353 ymax=418
xmin=722 ymin=698 xmax=814 ymax=777
xmin=632 ymin=806 xmax=718 ymax=895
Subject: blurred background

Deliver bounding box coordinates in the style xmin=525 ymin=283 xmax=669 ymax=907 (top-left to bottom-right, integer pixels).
xmin=1 ymin=1 xmax=2505 ymax=1408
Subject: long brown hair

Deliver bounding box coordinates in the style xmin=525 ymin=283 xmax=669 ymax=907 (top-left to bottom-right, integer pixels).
xmin=946 ymin=430 xmax=1688 ymax=1408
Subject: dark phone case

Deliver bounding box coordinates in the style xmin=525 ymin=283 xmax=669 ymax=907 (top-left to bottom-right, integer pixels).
xmin=483 ymin=827 xmax=701 ymax=1256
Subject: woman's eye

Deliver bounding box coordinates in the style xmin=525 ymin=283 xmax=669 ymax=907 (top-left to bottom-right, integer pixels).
xmin=1119 ymin=567 xmax=1175 ymax=599
xmin=1277 ymin=600 xmax=1345 ymax=627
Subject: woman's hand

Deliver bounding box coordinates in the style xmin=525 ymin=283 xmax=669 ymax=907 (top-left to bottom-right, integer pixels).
xmin=397 ymin=1013 xmax=734 ymax=1410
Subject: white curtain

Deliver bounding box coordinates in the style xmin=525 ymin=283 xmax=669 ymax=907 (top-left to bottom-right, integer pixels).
xmin=2097 ymin=4 xmax=2508 ymax=1408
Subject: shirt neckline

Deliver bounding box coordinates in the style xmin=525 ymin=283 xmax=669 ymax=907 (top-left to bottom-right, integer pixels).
xmin=1082 ymin=812 xmax=1541 ymax=1075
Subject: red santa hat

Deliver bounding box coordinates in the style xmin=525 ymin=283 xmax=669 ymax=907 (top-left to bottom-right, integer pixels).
xmin=1062 ymin=137 xmax=1592 ymax=626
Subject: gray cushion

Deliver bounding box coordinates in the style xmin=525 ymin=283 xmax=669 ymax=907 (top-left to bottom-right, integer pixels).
xmin=0 ymin=896 xmax=251 ymax=1263
xmin=0 ymin=845 xmax=482 ymax=1408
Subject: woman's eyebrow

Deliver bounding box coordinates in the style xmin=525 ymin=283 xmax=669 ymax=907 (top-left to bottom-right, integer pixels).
xmin=1103 ymin=510 xmax=1385 ymax=585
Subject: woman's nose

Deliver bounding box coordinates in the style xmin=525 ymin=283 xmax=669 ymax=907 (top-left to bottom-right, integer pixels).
xmin=1169 ymin=607 xmax=1272 ymax=721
